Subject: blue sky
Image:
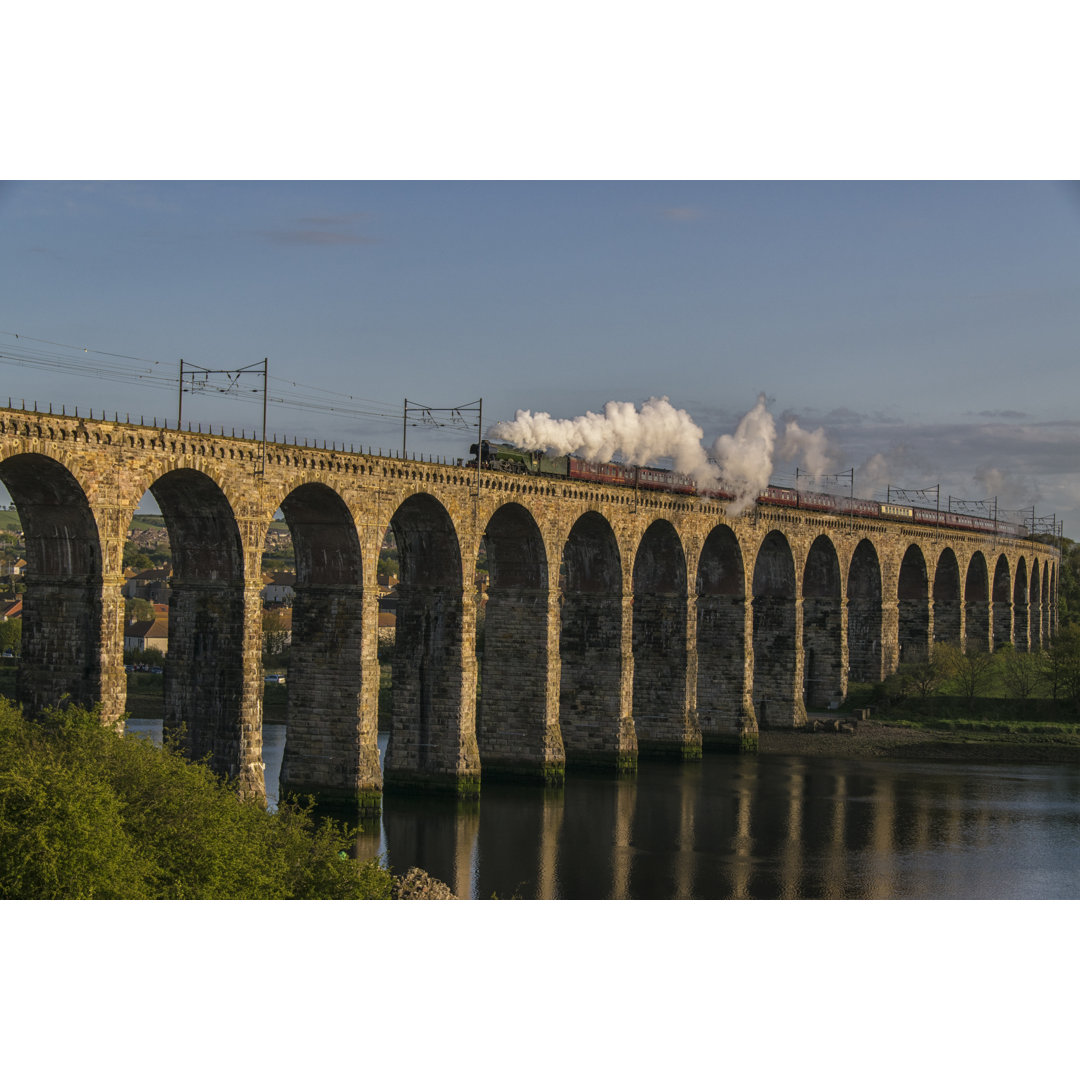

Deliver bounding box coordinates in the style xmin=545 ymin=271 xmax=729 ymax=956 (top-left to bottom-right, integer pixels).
xmin=3 ymin=180 xmax=1079 ymax=529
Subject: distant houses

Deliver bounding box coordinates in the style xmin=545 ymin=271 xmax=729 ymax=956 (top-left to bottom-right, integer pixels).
xmin=122 ymin=567 xmax=171 ymax=604
xmin=377 ymin=573 xmax=397 ymax=643
xmin=124 ymin=615 xmax=169 ymax=655
xmin=262 ymin=571 xmax=296 ymax=605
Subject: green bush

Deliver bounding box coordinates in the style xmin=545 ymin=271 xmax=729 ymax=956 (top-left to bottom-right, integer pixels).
xmin=0 ymin=697 xmax=393 ymax=899
xmin=0 ymin=619 xmax=20 ymax=656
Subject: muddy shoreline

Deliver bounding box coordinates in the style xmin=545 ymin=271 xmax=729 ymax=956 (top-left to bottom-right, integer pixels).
xmin=758 ymin=718 xmax=1080 ymax=764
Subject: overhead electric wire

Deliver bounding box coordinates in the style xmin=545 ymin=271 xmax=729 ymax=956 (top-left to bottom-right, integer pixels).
xmin=268 ymin=373 xmax=400 ymax=412
xmin=0 ymin=330 xmax=420 ymax=429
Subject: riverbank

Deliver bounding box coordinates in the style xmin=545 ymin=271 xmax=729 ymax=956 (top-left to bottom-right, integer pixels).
xmin=6 ymin=665 xmax=1078 ymax=764
xmin=760 ymin=717 xmax=1080 ymax=764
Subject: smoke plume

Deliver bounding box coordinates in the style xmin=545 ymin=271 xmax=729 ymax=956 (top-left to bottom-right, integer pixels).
xmin=975 ymin=465 xmax=1040 ymax=517
xmin=708 ymin=394 xmax=777 ymax=514
xmin=490 ymin=393 xmax=837 ymax=516
xmin=855 ymin=452 xmax=893 ymax=499
xmin=490 ymin=397 xmax=719 ymax=487
xmin=779 ymin=419 xmax=832 ymax=480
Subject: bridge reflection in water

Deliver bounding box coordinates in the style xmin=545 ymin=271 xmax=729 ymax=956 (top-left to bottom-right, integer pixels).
xmin=346 ymin=739 xmax=1080 ymax=899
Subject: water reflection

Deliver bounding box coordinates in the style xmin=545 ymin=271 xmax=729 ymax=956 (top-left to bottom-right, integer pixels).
xmin=126 ymin=720 xmax=1080 ymax=900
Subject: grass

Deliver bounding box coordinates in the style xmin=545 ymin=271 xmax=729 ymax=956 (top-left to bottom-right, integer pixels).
xmin=844 ymin=674 xmax=1080 ymax=759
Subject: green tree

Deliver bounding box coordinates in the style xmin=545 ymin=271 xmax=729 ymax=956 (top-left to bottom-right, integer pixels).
xmin=125 ymin=596 xmax=154 ymax=622
xmin=1056 ymin=537 xmax=1080 ymax=629
xmin=0 ymin=619 xmax=20 ymax=655
xmin=1041 ymin=625 xmax=1080 ymax=703
xmin=0 ymin=698 xmax=393 ymax=900
xmin=898 ymin=647 xmax=949 ymax=700
xmin=999 ymin=644 xmax=1042 ymax=701
xmin=938 ymin=642 xmax=997 ymax=705
xmin=124 ymin=646 xmax=165 ymax=668
xmin=123 ymin=541 xmax=154 ymax=571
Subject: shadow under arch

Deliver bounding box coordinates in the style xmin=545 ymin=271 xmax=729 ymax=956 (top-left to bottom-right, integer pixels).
xmin=560 ymin=510 xmax=635 ymax=770
xmin=897 ymin=544 xmax=930 ymax=663
xmin=1013 ymin=556 xmax=1029 ymax=651
xmin=992 ymin=554 xmax=1012 ymax=650
xmin=1041 ymin=564 xmax=1052 ymax=643
xmin=478 ymin=501 xmax=565 ymax=783
xmin=752 ymin=530 xmax=804 ymax=728
xmin=632 ymin=518 xmax=698 ymax=758
xmin=933 ymin=548 xmax=962 ymax=644
xmin=965 ymin=551 xmax=991 ymax=652
xmin=696 ymin=523 xmax=754 ymax=749
xmin=848 ymin=538 xmax=883 ymax=681
xmin=150 ymin=468 xmax=262 ymax=798
xmin=803 ymin=535 xmax=843 ymax=709
xmin=384 ymin=492 xmax=480 ymax=796
xmin=1029 ymin=560 xmax=1042 ymax=649
xmin=276 ymin=481 xmax=381 ymax=812
xmin=0 ymin=452 xmax=114 ymax=719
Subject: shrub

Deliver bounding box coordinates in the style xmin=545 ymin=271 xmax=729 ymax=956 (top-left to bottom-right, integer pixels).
xmin=1000 ymin=645 xmax=1042 ymax=701
xmin=0 ymin=619 xmax=20 ymax=656
xmin=0 ymin=698 xmax=393 ymax=900
xmin=937 ymin=641 xmax=997 ymax=705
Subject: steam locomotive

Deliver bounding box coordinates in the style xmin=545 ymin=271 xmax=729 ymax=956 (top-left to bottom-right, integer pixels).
xmin=469 ymin=440 xmax=1028 ymax=539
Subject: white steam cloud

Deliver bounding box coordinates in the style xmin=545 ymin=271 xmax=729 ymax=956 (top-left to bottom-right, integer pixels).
xmin=490 ymin=397 xmax=718 ymax=487
xmin=975 ymin=465 xmax=1040 ymax=516
xmin=855 ymin=452 xmax=893 ymax=499
xmin=489 ymin=393 xmax=837 ymax=516
xmin=708 ymin=393 xmax=776 ymax=514
xmin=779 ymin=419 xmax=832 ymax=480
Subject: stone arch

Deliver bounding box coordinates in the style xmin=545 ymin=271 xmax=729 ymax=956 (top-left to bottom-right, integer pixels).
xmin=897 ymin=544 xmax=930 ymax=663
xmin=0 ymin=452 xmax=111 ymax=719
xmin=1050 ymin=564 xmax=1058 ymax=637
xmin=933 ymin=548 xmax=962 ymax=644
xmin=276 ymin=482 xmax=380 ymax=811
xmin=696 ymin=524 xmax=752 ymax=748
xmin=560 ymin=511 xmax=634 ymax=769
xmin=1029 ymin=561 xmax=1042 ymax=649
xmin=383 ymin=492 xmax=479 ymax=795
xmin=964 ymin=551 xmax=991 ymax=652
xmin=752 ymin=530 xmax=802 ymax=728
xmin=992 ymin=554 xmax=1012 ymax=650
xmin=477 ymin=501 xmax=564 ymax=782
xmin=1013 ymin=556 xmax=1029 ymax=651
xmin=848 ymin=538 xmax=883 ymax=682
xmin=1041 ymin=565 xmax=1051 ymax=643
xmin=802 ymin=535 xmax=843 ymax=709
xmin=632 ymin=519 xmax=697 ymax=757
xmin=148 ymin=468 xmax=261 ymax=796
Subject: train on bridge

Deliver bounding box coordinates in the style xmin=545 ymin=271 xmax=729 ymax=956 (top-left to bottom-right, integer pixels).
xmin=470 ymin=440 xmax=1028 ymax=540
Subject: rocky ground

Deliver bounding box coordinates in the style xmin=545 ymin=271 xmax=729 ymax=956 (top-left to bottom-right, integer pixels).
xmin=759 ymin=719 xmax=945 ymax=759
xmin=391 ymin=867 xmax=456 ymax=899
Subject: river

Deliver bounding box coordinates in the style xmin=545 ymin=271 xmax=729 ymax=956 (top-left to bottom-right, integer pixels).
xmin=124 ymin=720 xmax=1080 ymax=899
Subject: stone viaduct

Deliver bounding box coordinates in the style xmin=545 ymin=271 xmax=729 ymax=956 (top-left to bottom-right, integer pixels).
xmin=0 ymin=406 xmax=1060 ymax=810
